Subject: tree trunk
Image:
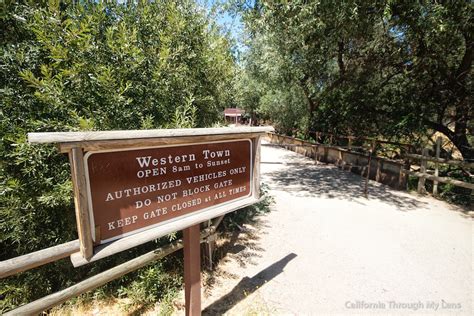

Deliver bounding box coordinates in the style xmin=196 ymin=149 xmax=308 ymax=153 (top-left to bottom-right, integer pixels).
xmin=425 ymin=120 xmax=473 ymax=161
xmin=298 ymin=76 xmax=318 ymax=136
xmin=453 ymin=98 xmax=473 ymax=160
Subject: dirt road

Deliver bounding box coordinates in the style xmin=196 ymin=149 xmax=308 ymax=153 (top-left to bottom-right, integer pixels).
xmin=201 ymin=143 xmax=472 ymax=315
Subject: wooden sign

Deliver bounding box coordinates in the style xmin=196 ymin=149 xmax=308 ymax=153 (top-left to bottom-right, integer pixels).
xmin=85 ymin=140 xmax=252 ymax=244
xmin=27 ymin=127 xmax=273 ymax=266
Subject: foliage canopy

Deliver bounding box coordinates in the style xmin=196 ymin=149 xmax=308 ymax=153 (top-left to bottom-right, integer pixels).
xmin=1 ymin=0 xmax=235 ymax=311
xmin=235 ymin=0 xmax=472 ymax=160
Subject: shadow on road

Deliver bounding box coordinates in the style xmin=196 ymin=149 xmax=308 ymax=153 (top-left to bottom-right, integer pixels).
xmin=262 ymin=153 xmax=427 ymax=210
xmin=202 ymin=253 xmax=297 ymax=315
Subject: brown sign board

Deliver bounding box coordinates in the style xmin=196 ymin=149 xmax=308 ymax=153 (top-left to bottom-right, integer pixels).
xmin=85 ymin=140 xmax=252 ymax=244
xmin=28 ymin=126 xmax=274 ymax=265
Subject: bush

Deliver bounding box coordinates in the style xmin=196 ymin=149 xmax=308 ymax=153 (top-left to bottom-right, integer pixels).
xmin=1 ymin=1 xmax=235 ymax=312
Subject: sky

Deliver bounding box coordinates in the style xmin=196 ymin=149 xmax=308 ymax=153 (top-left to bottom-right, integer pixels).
xmin=116 ymin=0 xmax=247 ymax=56
xmin=198 ymin=0 xmax=246 ymax=56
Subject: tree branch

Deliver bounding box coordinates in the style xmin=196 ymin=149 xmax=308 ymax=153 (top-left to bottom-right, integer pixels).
xmin=424 ymin=120 xmax=455 ymax=141
xmin=337 ymin=41 xmax=345 ymax=77
xmin=454 ymin=32 xmax=473 ymax=82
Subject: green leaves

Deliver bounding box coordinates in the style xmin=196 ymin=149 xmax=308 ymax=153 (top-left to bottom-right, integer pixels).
xmin=1 ymin=1 xmax=236 ymax=311
xmin=238 ymin=0 xmax=473 ymax=158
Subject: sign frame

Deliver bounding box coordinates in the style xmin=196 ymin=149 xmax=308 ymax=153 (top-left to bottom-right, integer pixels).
xmin=28 ymin=126 xmax=273 ymax=266
xmin=83 ymin=138 xmax=254 ymax=245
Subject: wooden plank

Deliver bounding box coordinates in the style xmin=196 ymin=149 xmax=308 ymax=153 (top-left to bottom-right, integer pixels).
xmin=5 ymin=225 xmax=219 ymax=316
xmin=402 ymin=170 xmax=474 ymax=190
xmin=70 ymin=196 xmax=261 ymax=267
xmin=0 ymin=240 xmax=79 ymax=279
xmin=433 ymin=137 xmax=441 ymax=196
xmin=417 ymin=148 xmax=428 ymax=194
xmin=70 ymin=148 xmax=93 ymax=260
xmin=261 ymin=143 xmax=317 ymax=147
xmin=253 ymin=136 xmax=262 ymax=199
xmin=204 ymin=214 xmax=225 ymax=270
xmin=183 ymin=224 xmax=201 ymax=316
xmin=376 ymin=159 xmax=382 ymax=182
xmin=203 ymin=220 xmax=215 ymax=270
xmin=59 ymin=133 xmax=268 ymax=153
xmin=405 ymin=153 xmax=474 ymax=168
xmin=28 ymin=126 xmax=274 ymax=144
xmin=307 ymin=130 xmax=414 ymax=148
xmin=323 ymin=147 xmax=329 ymax=162
xmin=5 ymin=240 xmax=183 ymax=315
xmin=364 ymin=145 xmax=374 ymax=197
xmin=211 ymin=215 xmax=225 ymax=229
xmin=399 ymin=159 xmax=410 ymax=190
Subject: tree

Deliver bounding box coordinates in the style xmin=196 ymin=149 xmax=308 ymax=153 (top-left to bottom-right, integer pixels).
xmin=236 ymin=0 xmax=473 ymax=159
xmin=1 ymin=1 xmax=236 ymax=310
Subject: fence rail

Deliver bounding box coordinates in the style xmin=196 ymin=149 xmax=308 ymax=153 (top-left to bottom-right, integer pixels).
xmin=401 ymin=137 xmax=473 ymax=195
xmin=1 ymin=216 xmax=224 ymax=315
xmin=265 ymin=132 xmax=408 ymax=191
xmin=266 ymin=133 xmax=473 ymax=197
xmin=4 ymin=239 xmax=185 ymax=316
xmin=0 ymin=240 xmax=80 ymax=279
xmin=405 ymin=153 xmax=474 ymax=168
xmin=401 ymin=169 xmax=474 ymax=190
xmin=284 ymin=129 xmax=415 ymax=149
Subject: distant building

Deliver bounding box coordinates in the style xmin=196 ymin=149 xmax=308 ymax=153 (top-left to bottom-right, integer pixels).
xmin=224 ymin=108 xmax=245 ymax=124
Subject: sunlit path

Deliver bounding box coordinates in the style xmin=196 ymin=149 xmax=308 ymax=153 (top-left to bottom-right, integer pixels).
xmin=201 ymin=142 xmax=472 ymax=315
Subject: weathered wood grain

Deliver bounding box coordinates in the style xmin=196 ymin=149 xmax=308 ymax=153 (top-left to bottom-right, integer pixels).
xmin=70 ymin=148 xmax=93 ymax=259
xmin=402 ymin=169 xmax=474 ymax=190
xmin=433 ymin=137 xmax=441 ymax=195
xmin=58 ymin=132 xmax=269 ymax=153
xmin=70 ymin=196 xmax=261 ymax=267
xmin=28 ymin=126 xmax=274 ymax=145
xmin=417 ymin=148 xmax=429 ymax=194
xmin=406 ymin=153 xmax=474 ymax=168
xmin=0 ymin=240 xmax=80 ymax=279
xmin=3 ymin=225 xmax=221 ymax=315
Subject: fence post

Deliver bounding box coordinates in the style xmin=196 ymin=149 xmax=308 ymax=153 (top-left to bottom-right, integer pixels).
xmin=323 ymin=147 xmax=329 ymax=162
xmin=364 ymin=143 xmax=375 ymax=197
xmin=433 ymin=137 xmax=441 ymax=196
xmin=69 ymin=148 xmax=93 ymax=260
xmin=203 ymin=220 xmax=215 ymax=270
xmin=184 ymin=224 xmax=201 ymax=316
xmin=338 ymin=149 xmax=343 ymax=167
xmin=376 ymin=159 xmax=382 ymax=182
xmin=417 ymin=148 xmax=429 ymax=194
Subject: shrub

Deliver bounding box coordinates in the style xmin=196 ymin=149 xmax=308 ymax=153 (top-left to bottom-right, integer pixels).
xmin=1 ymin=1 xmax=235 ymax=312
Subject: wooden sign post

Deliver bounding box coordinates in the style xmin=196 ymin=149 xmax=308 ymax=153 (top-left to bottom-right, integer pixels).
xmin=28 ymin=126 xmax=273 ymax=315
xmin=184 ymin=224 xmax=201 ymax=315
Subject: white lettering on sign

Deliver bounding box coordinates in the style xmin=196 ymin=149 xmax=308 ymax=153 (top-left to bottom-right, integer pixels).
xmin=107 ymin=215 xmax=138 ymax=231
xmin=202 ymin=149 xmax=231 ymax=159
xmin=136 ymin=154 xmax=197 ymax=168
xmin=104 ymin=180 xmax=182 ymax=202
xmin=85 ymin=139 xmax=254 ymax=244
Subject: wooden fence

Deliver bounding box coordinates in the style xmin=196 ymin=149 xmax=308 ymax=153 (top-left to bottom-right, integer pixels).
xmin=402 ymin=137 xmax=474 ymax=195
xmin=0 ymin=216 xmax=225 ymax=315
xmin=265 ymin=133 xmax=473 ymax=196
xmin=265 ymin=133 xmax=409 ymax=190
xmin=288 ymin=129 xmax=414 ymax=156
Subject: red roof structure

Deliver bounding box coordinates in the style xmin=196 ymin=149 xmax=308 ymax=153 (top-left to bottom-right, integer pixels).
xmin=224 ymin=108 xmax=245 ymax=117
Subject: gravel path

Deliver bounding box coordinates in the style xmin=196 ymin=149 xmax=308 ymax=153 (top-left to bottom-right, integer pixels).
xmin=201 ymin=143 xmax=473 ymax=315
